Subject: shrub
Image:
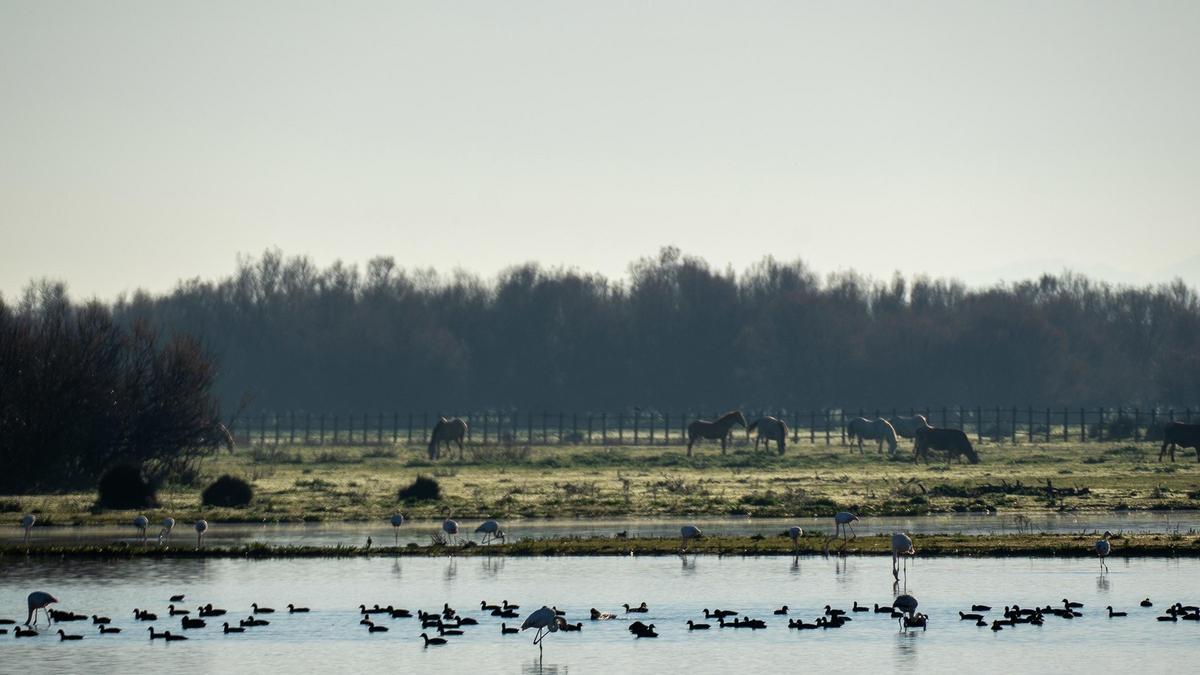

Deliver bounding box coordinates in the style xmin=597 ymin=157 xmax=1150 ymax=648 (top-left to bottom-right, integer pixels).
xmin=397 ymin=475 xmax=441 ymax=502
xmin=202 ymin=475 xmax=254 ymax=507
xmin=97 ymin=464 xmax=159 ymax=509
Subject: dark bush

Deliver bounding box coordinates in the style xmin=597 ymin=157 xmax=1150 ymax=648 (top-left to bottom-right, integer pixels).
xmin=202 ymin=475 xmax=254 ymax=507
xmin=397 ymin=475 xmax=441 ymax=502
xmin=97 ymin=464 xmax=158 ymax=509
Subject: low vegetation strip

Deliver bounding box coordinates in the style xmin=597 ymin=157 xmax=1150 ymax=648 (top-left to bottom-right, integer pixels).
xmin=5 ymin=533 xmax=1200 ymax=559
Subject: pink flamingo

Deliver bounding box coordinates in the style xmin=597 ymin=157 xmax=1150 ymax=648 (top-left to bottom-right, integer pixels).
xmin=26 ymin=591 xmax=58 ymax=626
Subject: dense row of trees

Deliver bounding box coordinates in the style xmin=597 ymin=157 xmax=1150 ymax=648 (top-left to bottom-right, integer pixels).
xmin=84 ymin=247 xmax=1199 ymax=414
xmin=0 ymin=284 xmax=226 ymax=492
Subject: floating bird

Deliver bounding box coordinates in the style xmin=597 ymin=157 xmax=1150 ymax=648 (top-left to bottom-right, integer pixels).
xmin=14 ymin=627 xmax=38 ymax=638
xmin=501 ymin=623 xmax=519 ymax=634
xmin=20 ymin=514 xmax=36 ymax=544
xmin=252 ymin=603 xmax=275 ymax=614
xmin=481 ymin=601 xmax=500 ymax=612
xmin=632 ymin=623 xmax=658 ymax=638
xmin=91 ymin=615 xmax=111 ymax=625
xmin=223 ymin=622 xmax=244 ymax=634
xmin=774 ymin=606 xmax=789 ymax=615
xmin=148 ymin=627 xmax=166 ymax=640
xmin=521 ymin=606 xmax=565 ymax=655
xmin=25 ymin=591 xmax=57 ymax=626
xmin=181 ymin=616 xmax=206 ymax=630
xmin=503 ymin=601 xmax=520 ymax=611
xmin=287 ymin=604 xmax=309 ymax=613
xmin=99 ymin=625 xmax=121 ymax=634
xmin=1107 ymin=606 xmax=1127 ymax=618
xmin=590 ymin=608 xmax=617 ymax=620
xmin=368 ymin=624 xmax=389 ymax=633
xmin=159 ymin=518 xmax=176 ymax=544
xmin=170 ymin=594 xmax=185 ymax=602
xmin=133 ymin=515 xmax=149 ymax=543
xmin=134 ymin=609 xmax=157 ymax=621
xmin=420 ymin=633 xmax=447 ymax=646
xmin=874 ymin=604 xmax=893 ymax=614
xmin=680 ymin=524 xmax=702 ymax=551
xmin=194 ymin=519 xmax=208 ymax=548
xmin=1095 ymin=531 xmax=1112 ymax=572
xmin=168 ymin=605 xmax=189 ymax=616
xmin=199 ymin=604 xmax=226 ymax=617
xmin=390 ymin=514 xmax=404 ymax=545
xmin=687 ymin=620 xmax=710 ymax=630
xmin=475 ymin=519 xmax=505 ymax=545
xmin=972 ymin=604 xmax=992 ymax=612
xmin=1141 ymin=599 xmax=1153 ymax=607
xmin=853 ymin=601 xmax=870 ymax=613
xmin=624 ymin=602 xmax=649 ymax=613
xmin=437 ymin=626 xmax=462 ymax=636
xmin=891 ymin=532 xmax=915 ymax=580
xmin=57 ymin=629 xmax=83 ymax=641
xmin=960 ymin=612 xmax=984 ymax=621
xmin=163 ymin=631 xmax=188 ymax=641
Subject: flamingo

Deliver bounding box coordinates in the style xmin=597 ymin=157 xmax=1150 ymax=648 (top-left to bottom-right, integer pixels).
xmin=680 ymin=524 xmax=702 ymax=551
xmin=475 ymin=519 xmax=504 ymax=545
xmin=825 ymin=512 xmax=858 ymax=552
xmin=194 ymin=519 xmax=208 ymax=548
xmin=1095 ymin=531 xmax=1112 ymax=572
xmin=133 ymin=515 xmax=149 ymax=543
xmin=893 ymin=594 xmax=919 ymax=629
xmin=441 ymin=518 xmax=459 ymax=545
xmin=390 ymin=514 xmax=404 ymax=545
xmin=787 ymin=526 xmax=803 ymax=552
xmin=158 ymin=517 xmax=175 ymax=544
xmin=20 ymin=514 xmax=35 ymax=544
xmin=521 ymin=606 xmax=565 ymax=656
xmin=25 ymin=591 xmax=58 ymax=626
xmin=891 ymin=532 xmax=915 ymax=580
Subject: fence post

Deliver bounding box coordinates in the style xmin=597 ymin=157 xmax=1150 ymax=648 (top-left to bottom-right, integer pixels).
xmin=571 ymin=413 xmax=577 ymax=444
xmin=377 ymin=413 xmax=383 ymax=444
xmin=288 ymin=412 xmax=295 ymax=444
xmin=618 ymin=412 xmax=624 ymax=445
xmin=527 ymin=412 xmax=533 ymax=445
xmin=407 ymin=414 xmax=413 ymax=443
xmin=558 ymin=412 xmax=564 ymax=445
xmin=259 ymin=412 xmax=266 ymax=445
xmin=1098 ymin=407 xmax=1104 ymax=441
xmin=810 ymin=410 xmax=816 ymax=443
xmin=840 ymin=410 xmax=846 ymax=445
xmin=333 ymin=415 xmax=339 ymax=444
xmin=649 ymin=412 xmax=655 ymax=445
xmin=663 ymin=413 xmax=669 ymax=445
xmin=483 ymin=413 xmax=490 ymax=444
xmin=1079 ymin=408 xmax=1085 ymax=442
xmin=392 ymin=413 xmax=399 ymax=443
xmin=587 ymin=414 xmax=593 ymax=445
xmin=1062 ymin=408 xmax=1068 ymax=442
xmin=976 ymin=406 xmax=982 ymax=442
xmin=633 ymin=410 xmax=640 ymax=445
xmin=602 ymin=413 xmax=608 ymax=445
xmin=423 ymin=413 xmax=430 ymax=443
xmin=348 ymin=414 xmax=354 ymax=445
xmin=319 ymin=413 xmax=325 ymax=445
xmin=304 ymin=412 xmax=311 ymax=445
xmin=1044 ymin=407 xmax=1050 ymax=442
xmin=1169 ymin=408 xmax=1175 ymax=423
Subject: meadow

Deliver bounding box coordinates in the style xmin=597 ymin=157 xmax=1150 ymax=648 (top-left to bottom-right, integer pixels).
xmin=6 ymin=437 xmax=1199 ymax=527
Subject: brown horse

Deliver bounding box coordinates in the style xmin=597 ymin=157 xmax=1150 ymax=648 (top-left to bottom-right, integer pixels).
xmin=1160 ymin=422 xmax=1200 ymax=462
xmin=913 ymin=427 xmax=979 ymax=464
xmin=747 ymin=416 xmax=788 ymax=455
xmin=687 ymin=411 xmax=746 ymax=456
xmin=428 ymin=417 xmax=468 ymax=460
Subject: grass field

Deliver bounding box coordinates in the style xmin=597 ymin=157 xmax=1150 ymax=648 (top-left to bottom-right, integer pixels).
xmin=5 ymin=437 xmax=1200 ymax=527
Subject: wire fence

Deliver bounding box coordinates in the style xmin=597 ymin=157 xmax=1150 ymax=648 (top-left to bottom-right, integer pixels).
xmin=227 ymin=406 xmax=1196 ymax=447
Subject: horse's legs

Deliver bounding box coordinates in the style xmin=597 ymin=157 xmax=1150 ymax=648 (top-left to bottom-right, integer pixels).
xmin=687 ymin=437 xmax=694 ymax=457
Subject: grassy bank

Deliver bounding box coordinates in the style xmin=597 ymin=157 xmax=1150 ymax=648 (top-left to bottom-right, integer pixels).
xmin=4 ymin=532 xmax=1200 ymax=559
xmin=4 ymin=439 xmax=1200 ymax=526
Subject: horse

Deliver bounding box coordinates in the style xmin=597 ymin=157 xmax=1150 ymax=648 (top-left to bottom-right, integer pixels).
xmin=913 ymin=426 xmax=979 ymax=464
xmin=845 ymin=418 xmax=898 ymax=455
xmin=747 ymin=416 xmax=788 ymax=455
xmin=889 ymin=414 xmax=931 ymax=440
xmin=686 ymin=411 xmax=746 ymax=456
xmin=428 ymin=417 xmax=468 ymax=461
xmin=1160 ymin=422 xmax=1200 ymax=462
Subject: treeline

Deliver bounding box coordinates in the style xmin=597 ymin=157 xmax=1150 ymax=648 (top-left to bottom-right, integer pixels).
xmin=47 ymin=247 xmax=1200 ymax=413
xmin=0 ymin=284 xmax=226 ymax=492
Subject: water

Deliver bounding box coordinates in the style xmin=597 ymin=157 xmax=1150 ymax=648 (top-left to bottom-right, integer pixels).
xmin=1 ymin=555 xmax=1195 ymax=673
xmin=10 ymin=510 xmax=1200 ymax=548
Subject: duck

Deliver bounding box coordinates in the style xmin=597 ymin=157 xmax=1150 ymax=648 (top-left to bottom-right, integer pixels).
xmin=991 ymin=620 xmax=1004 ymax=631
xmin=628 ymin=621 xmax=649 ymax=634
xmin=703 ymin=608 xmax=738 ymax=619
xmin=181 ymin=616 xmax=206 ymax=629
xmin=240 ymin=616 xmax=270 ymax=627
xmin=501 ymin=623 xmax=519 ymax=634
xmin=368 ymin=624 xmax=389 ymax=633
xmin=360 ymin=618 xmax=375 ymax=626
xmin=624 ymin=602 xmax=649 ymax=613
xmin=1106 ymin=606 xmax=1127 ymax=618
xmin=287 ymin=604 xmax=310 ymax=613
xmin=1063 ymin=598 xmax=1083 ymax=609
xmin=57 ymin=629 xmax=83 ymax=640
xmin=590 ymin=608 xmax=617 ymax=620
xmin=788 ymin=619 xmax=819 ymax=630
xmin=91 ymin=615 xmax=111 ymax=625
xmin=360 ymin=604 xmax=386 ymax=615
xmin=420 ymin=633 xmax=447 ymax=646
xmin=633 ymin=623 xmax=658 ymax=638
xmin=551 ymin=606 xmax=566 ymax=616
xmin=252 ymin=603 xmax=275 ymax=614
xmin=773 ymin=606 xmax=788 ymax=615
xmin=492 ymin=608 xmax=519 ymax=618
xmin=560 ymin=622 xmax=583 ymax=632
xmin=456 ymin=616 xmax=478 ymax=625
xmin=852 ymin=601 xmax=870 ymax=612
xmin=903 ymin=614 xmax=928 ymax=631
xmin=147 ymin=627 xmax=166 ymax=639
xmin=960 ymin=611 xmax=985 ymax=621
xmin=823 ymin=605 xmax=846 ymax=617
xmin=169 ymin=594 xmax=185 ymax=602
xmin=437 ymin=626 xmax=463 ymax=636
xmin=163 ymin=631 xmax=188 ymax=641
xmin=199 ymin=604 xmax=227 ymax=617
xmin=389 ymin=607 xmax=412 ymax=618
xmin=167 ymin=605 xmax=189 ymax=616
xmin=15 ymin=627 xmax=38 ymax=638
xmin=874 ymin=604 xmax=893 ymax=614
xmin=1157 ymin=615 xmax=1178 ymax=622
xmin=98 ymin=625 xmax=121 ymax=634
xmin=481 ymin=601 xmax=500 ymax=612
xmin=135 ymin=609 xmax=158 ymax=621
xmin=687 ymin=620 xmax=710 ymax=630
xmin=972 ymin=604 xmax=992 ymax=612
xmin=975 ymin=619 xmax=987 ymax=627
xmin=501 ymin=601 xmax=520 ymax=610
xmin=223 ymin=622 xmax=245 ymax=633
xmin=1140 ymin=598 xmax=1154 ymax=607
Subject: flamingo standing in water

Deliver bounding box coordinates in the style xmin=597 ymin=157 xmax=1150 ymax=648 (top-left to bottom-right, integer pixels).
xmin=893 ymin=594 xmax=919 ymax=629
xmin=825 ymin=512 xmax=858 ymax=552
xmin=1096 ymin=531 xmax=1112 ymax=572
xmin=787 ymin=526 xmax=803 ymax=552
xmin=133 ymin=515 xmax=149 ymax=543
xmin=159 ymin=517 xmax=175 ymax=544
xmin=20 ymin=514 xmax=36 ymax=544
xmin=195 ymin=520 xmax=208 ymax=548
xmin=521 ymin=606 xmax=565 ymax=655
xmin=390 ymin=514 xmax=404 ymax=545
xmin=475 ymin=519 xmax=504 ymax=545
xmin=441 ymin=518 xmax=459 ymax=545
xmin=680 ymin=525 xmax=702 ymax=551
xmin=891 ymin=532 xmax=915 ymax=580
xmin=26 ymin=591 xmax=58 ymax=626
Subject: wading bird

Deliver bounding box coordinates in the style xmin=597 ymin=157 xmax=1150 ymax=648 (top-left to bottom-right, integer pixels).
xmin=194 ymin=519 xmax=208 ymax=547
xmin=825 ymin=512 xmax=858 ymax=552
xmin=133 ymin=515 xmax=149 ymax=543
xmin=475 ymin=519 xmax=504 ymax=545
xmin=390 ymin=514 xmax=404 ymax=545
xmin=893 ymin=594 xmax=919 ymax=629
xmin=20 ymin=514 xmax=35 ymax=544
xmin=25 ymin=592 xmax=57 ymax=626
xmin=441 ymin=519 xmax=459 ymax=545
xmin=159 ymin=517 xmax=175 ymax=544
xmin=891 ymin=532 xmax=915 ymax=581
xmin=681 ymin=524 xmax=702 ymax=551
xmin=522 ymin=606 xmax=565 ymax=655
xmin=1096 ymin=531 xmax=1112 ymax=572
xmin=787 ymin=526 xmax=803 ymax=552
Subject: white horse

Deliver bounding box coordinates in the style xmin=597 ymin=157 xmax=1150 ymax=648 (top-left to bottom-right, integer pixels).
xmin=889 ymin=414 xmax=931 ymax=440
xmin=846 ymin=417 xmax=898 ymax=455
xmin=747 ymin=416 xmax=788 ymax=455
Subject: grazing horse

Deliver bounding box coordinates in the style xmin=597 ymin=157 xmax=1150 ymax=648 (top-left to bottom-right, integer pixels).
xmin=1160 ymin=422 xmax=1200 ymax=462
xmin=846 ymin=418 xmax=898 ymax=455
xmin=428 ymin=417 xmax=468 ymax=461
xmin=913 ymin=427 xmax=979 ymax=464
xmin=889 ymin=414 xmax=931 ymax=440
xmin=686 ymin=411 xmax=746 ymax=456
xmin=747 ymin=416 xmax=788 ymax=455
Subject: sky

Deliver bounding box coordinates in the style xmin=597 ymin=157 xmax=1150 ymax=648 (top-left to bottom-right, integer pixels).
xmin=2 ymin=0 xmax=1199 ymax=299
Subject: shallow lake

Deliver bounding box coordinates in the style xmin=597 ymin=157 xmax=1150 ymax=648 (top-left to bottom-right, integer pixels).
xmin=9 ymin=510 xmax=1200 ymax=548
xmin=1 ymin=554 xmax=1195 ymax=673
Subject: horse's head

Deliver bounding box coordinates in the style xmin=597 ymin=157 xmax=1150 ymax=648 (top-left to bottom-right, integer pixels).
xmin=732 ymin=411 xmax=747 ymax=428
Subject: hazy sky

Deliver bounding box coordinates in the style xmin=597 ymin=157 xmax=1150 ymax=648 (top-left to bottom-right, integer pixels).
xmin=2 ymin=0 xmax=1199 ymax=299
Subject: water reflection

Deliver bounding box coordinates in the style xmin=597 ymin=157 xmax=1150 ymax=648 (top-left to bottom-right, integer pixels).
xmin=523 ymin=659 xmax=569 ymax=674
xmin=1096 ymin=574 xmax=1111 ymax=593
